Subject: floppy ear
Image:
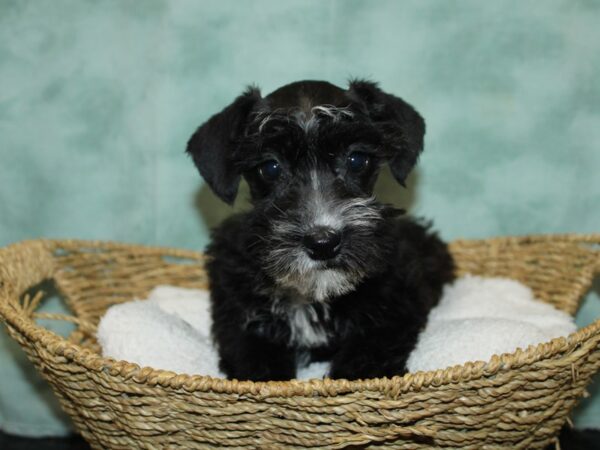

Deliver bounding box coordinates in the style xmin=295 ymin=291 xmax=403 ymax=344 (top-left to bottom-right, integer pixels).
xmin=348 ymin=80 xmax=425 ymax=186
xmin=186 ymin=87 xmax=262 ymax=204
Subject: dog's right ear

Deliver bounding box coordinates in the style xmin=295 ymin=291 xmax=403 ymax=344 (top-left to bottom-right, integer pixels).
xmin=186 ymin=87 xmax=262 ymax=205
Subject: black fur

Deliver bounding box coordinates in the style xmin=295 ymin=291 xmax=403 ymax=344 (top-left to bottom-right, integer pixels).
xmin=187 ymin=80 xmax=455 ymax=381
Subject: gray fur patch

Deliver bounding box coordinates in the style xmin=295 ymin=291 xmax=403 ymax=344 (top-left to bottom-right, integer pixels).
xmin=271 ymin=300 xmax=331 ymax=347
xmin=253 ymin=105 xmax=354 ymax=134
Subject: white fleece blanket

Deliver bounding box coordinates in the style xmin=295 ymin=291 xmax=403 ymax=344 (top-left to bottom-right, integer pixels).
xmin=97 ymin=276 xmax=576 ymax=378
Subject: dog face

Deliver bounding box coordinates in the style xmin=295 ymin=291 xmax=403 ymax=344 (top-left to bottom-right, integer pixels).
xmin=187 ymin=80 xmax=425 ymax=302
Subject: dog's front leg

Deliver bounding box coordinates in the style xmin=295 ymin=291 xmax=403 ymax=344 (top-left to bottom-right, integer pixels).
xmin=328 ymin=326 xmax=422 ymax=380
xmin=217 ymin=332 xmax=296 ymax=382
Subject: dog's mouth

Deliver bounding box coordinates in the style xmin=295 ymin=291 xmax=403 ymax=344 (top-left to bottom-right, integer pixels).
xmin=274 ymin=266 xmax=358 ymax=302
xmin=321 ymin=259 xmax=344 ymax=269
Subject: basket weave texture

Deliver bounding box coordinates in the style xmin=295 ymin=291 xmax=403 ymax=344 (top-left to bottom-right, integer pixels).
xmin=0 ymin=235 xmax=599 ymax=449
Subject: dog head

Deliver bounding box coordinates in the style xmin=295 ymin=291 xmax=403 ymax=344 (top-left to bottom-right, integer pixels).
xmin=187 ymin=80 xmax=425 ymax=301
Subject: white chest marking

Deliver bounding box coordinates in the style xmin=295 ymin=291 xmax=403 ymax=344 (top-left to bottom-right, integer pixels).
xmin=287 ymin=304 xmax=330 ymax=347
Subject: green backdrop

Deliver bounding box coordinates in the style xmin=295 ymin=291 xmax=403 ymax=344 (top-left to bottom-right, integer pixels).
xmin=1 ymin=0 xmax=598 ymax=436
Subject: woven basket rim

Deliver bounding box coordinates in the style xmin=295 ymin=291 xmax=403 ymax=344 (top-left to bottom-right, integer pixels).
xmin=0 ymin=234 xmax=599 ymax=398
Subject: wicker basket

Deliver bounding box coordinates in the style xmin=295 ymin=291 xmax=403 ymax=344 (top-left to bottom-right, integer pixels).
xmin=0 ymin=235 xmax=599 ymax=449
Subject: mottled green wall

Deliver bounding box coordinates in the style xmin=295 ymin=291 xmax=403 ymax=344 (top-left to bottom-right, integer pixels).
xmin=1 ymin=0 xmax=598 ymax=435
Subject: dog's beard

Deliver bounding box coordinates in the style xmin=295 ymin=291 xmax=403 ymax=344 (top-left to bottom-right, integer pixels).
xmin=267 ymin=250 xmax=357 ymax=301
xmin=262 ymin=196 xmax=386 ymax=302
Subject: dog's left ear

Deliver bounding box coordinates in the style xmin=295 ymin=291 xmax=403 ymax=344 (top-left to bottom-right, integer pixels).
xmin=186 ymin=87 xmax=262 ymax=204
xmin=347 ymin=80 xmax=425 ymax=186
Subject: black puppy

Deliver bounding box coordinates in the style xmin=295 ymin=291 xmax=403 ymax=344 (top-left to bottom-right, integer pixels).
xmin=187 ymin=80 xmax=454 ymax=381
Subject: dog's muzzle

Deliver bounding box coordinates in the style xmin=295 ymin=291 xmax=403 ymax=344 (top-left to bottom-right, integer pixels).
xmin=302 ymin=226 xmax=341 ymax=260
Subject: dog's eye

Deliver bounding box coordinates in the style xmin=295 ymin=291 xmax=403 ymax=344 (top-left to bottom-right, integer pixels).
xmin=258 ymin=160 xmax=282 ymax=182
xmin=347 ymin=152 xmax=371 ymax=173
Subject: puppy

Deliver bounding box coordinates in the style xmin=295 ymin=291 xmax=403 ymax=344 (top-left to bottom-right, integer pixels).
xmin=186 ymin=80 xmax=454 ymax=381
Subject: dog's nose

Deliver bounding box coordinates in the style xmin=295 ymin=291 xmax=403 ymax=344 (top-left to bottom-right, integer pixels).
xmin=303 ymin=227 xmax=342 ymax=260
